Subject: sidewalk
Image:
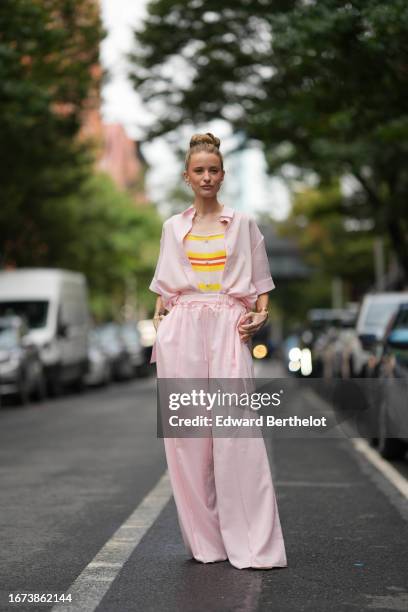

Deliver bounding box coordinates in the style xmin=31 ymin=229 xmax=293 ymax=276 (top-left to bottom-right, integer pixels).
xmin=95 ymin=389 xmax=408 ymax=612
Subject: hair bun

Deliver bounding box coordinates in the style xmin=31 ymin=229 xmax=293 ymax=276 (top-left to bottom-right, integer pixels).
xmin=185 ymin=131 xmax=224 ymax=170
xmin=189 ymin=132 xmax=220 ymax=149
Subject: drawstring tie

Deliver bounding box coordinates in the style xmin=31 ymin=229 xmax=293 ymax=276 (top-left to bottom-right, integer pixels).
xmin=201 ymin=304 xmax=212 ymax=363
xmin=169 ymin=293 xmax=248 ymax=365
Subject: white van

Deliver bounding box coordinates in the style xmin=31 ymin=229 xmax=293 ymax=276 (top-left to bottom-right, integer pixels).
xmin=0 ymin=268 xmax=90 ymax=394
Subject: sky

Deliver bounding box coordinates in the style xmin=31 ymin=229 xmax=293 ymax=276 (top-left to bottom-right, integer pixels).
xmin=99 ymin=0 xmax=290 ymax=220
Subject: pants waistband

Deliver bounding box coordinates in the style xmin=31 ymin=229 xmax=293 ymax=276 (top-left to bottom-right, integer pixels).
xmin=172 ymin=293 xmax=247 ymax=309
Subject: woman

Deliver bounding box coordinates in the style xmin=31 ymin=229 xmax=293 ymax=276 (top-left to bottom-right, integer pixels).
xmin=149 ymin=132 xmax=287 ymax=570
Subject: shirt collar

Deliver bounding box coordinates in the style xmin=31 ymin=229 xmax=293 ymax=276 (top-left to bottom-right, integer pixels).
xmin=181 ymin=204 xmax=234 ymax=222
xmin=176 ymin=204 xmax=234 ymax=244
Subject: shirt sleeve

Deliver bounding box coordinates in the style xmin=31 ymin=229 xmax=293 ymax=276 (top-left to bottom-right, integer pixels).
xmin=149 ymin=222 xmax=166 ymax=295
xmin=250 ymin=220 xmax=276 ymax=295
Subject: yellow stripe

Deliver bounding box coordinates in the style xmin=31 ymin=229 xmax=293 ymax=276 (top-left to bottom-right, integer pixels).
xmin=187 ymin=250 xmax=226 ymax=259
xmin=192 ymin=263 xmax=225 ymax=271
xmin=186 ymin=234 xmax=225 ymax=241
xmin=198 ymin=283 xmax=222 ymax=291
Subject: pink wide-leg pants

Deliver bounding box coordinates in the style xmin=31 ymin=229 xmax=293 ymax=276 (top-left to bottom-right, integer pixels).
xmin=155 ymin=293 xmax=287 ymax=570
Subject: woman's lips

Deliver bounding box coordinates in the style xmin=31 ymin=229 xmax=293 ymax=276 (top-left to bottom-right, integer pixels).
xmin=201 ymin=185 xmax=213 ymax=190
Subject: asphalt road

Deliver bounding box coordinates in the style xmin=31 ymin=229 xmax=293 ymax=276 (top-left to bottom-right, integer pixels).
xmin=0 ymin=362 xmax=407 ymax=612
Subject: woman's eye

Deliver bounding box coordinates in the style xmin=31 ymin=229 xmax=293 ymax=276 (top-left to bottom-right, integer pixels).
xmin=193 ymin=168 xmax=220 ymax=173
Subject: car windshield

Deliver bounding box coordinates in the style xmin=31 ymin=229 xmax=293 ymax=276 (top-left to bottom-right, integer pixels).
xmin=0 ymin=327 xmax=19 ymax=350
xmin=364 ymin=302 xmax=399 ymax=330
xmin=97 ymin=325 xmax=122 ymax=347
xmin=394 ymin=309 xmax=408 ymax=330
xmin=0 ymin=301 xmax=48 ymax=329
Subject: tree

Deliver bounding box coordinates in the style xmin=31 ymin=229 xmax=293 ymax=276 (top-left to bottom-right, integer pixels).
xmin=282 ymin=181 xmax=378 ymax=291
xmin=0 ymin=0 xmax=104 ymax=265
xmin=9 ymin=171 xmax=163 ymax=319
xmin=129 ymin=0 xmax=408 ymax=278
xmin=63 ymin=173 xmax=163 ymax=318
xmin=260 ymin=180 xmax=380 ymax=328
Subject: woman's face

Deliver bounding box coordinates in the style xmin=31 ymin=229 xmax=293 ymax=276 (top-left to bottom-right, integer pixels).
xmin=184 ymin=151 xmax=224 ymax=197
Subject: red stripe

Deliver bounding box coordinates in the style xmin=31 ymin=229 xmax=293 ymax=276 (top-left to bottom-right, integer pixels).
xmin=192 ymin=262 xmax=226 ymax=268
xmin=189 ymin=256 xmax=226 ymax=263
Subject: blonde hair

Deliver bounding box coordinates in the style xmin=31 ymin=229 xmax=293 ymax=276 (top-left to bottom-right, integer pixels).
xmin=185 ymin=132 xmax=224 ymax=171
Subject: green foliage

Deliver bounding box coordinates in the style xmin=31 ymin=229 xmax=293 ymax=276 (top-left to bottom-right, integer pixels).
xmin=130 ymin=0 xmax=408 ymax=277
xmin=0 ymin=0 xmax=105 ymax=264
xmin=47 ymin=172 xmax=163 ymax=320
xmin=272 ymin=274 xmax=334 ymax=332
xmin=279 ymin=181 xmax=379 ymax=309
xmin=0 ymin=1 xmax=163 ymax=320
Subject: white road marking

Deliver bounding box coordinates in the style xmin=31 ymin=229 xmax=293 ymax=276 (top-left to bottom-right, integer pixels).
xmin=51 ymin=471 xmax=172 ymax=612
xmin=351 ymin=438 xmax=408 ymax=500
xmin=303 ymin=388 xmax=408 ymax=502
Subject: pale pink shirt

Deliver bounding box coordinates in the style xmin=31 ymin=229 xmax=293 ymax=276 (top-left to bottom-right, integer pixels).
xmin=149 ymin=204 xmax=275 ymax=311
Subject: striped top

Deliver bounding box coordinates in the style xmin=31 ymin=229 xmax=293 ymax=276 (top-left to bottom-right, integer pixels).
xmin=183 ymin=231 xmax=226 ymax=293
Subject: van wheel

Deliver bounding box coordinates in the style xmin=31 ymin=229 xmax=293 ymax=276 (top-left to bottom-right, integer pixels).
xmin=72 ymin=376 xmax=86 ymax=393
xmin=48 ymin=370 xmax=62 ymax=398
xmin=103 ymin=363 xmax=112 ymax=386
xmin=16 ymin=374 xmax=30 ymax=406
xmin=378 ymin=401 xmax=407 ymax=460
xmin=32 ymin=373 xmax=46 ymax=402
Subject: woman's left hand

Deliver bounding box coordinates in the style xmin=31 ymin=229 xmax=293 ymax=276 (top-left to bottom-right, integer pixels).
xmin=238 ymin=311 xmax=268 ymax=343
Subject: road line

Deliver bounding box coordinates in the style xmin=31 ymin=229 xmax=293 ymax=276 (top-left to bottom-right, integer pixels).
xmin=51 ymin=471 xmax=172 ymax=612
xmin=351 ymin=438 xmax=408 ymax=500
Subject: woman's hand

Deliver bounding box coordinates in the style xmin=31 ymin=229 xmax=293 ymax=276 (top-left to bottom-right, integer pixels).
xmin=238 ymin=311 xmax=268 ymax=343
xmin=153 ymin=313 xmax=165 ymax=332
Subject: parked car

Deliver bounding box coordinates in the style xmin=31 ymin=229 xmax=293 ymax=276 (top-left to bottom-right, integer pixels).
xmin=372 ymin=302 xmax=408 ymax=459
xmin=321 ymin=308 xmax=359 ymax=378
xmin=0 ymin=269 xmax=90 ymax=395
xmin=0 ymin=316 xmax=46 ymax=405
xmin=84 ymin=330 xmax=112 ymax=387
xmin=94 ymin=323 xmax=133 ymax=381
xmin=301 ymin=309 xmax=344 ymax=377
xmin=120 ymin=322 xmax=145 ymax=376
xmin=343 ymin=292 xmax=408 ymax=378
